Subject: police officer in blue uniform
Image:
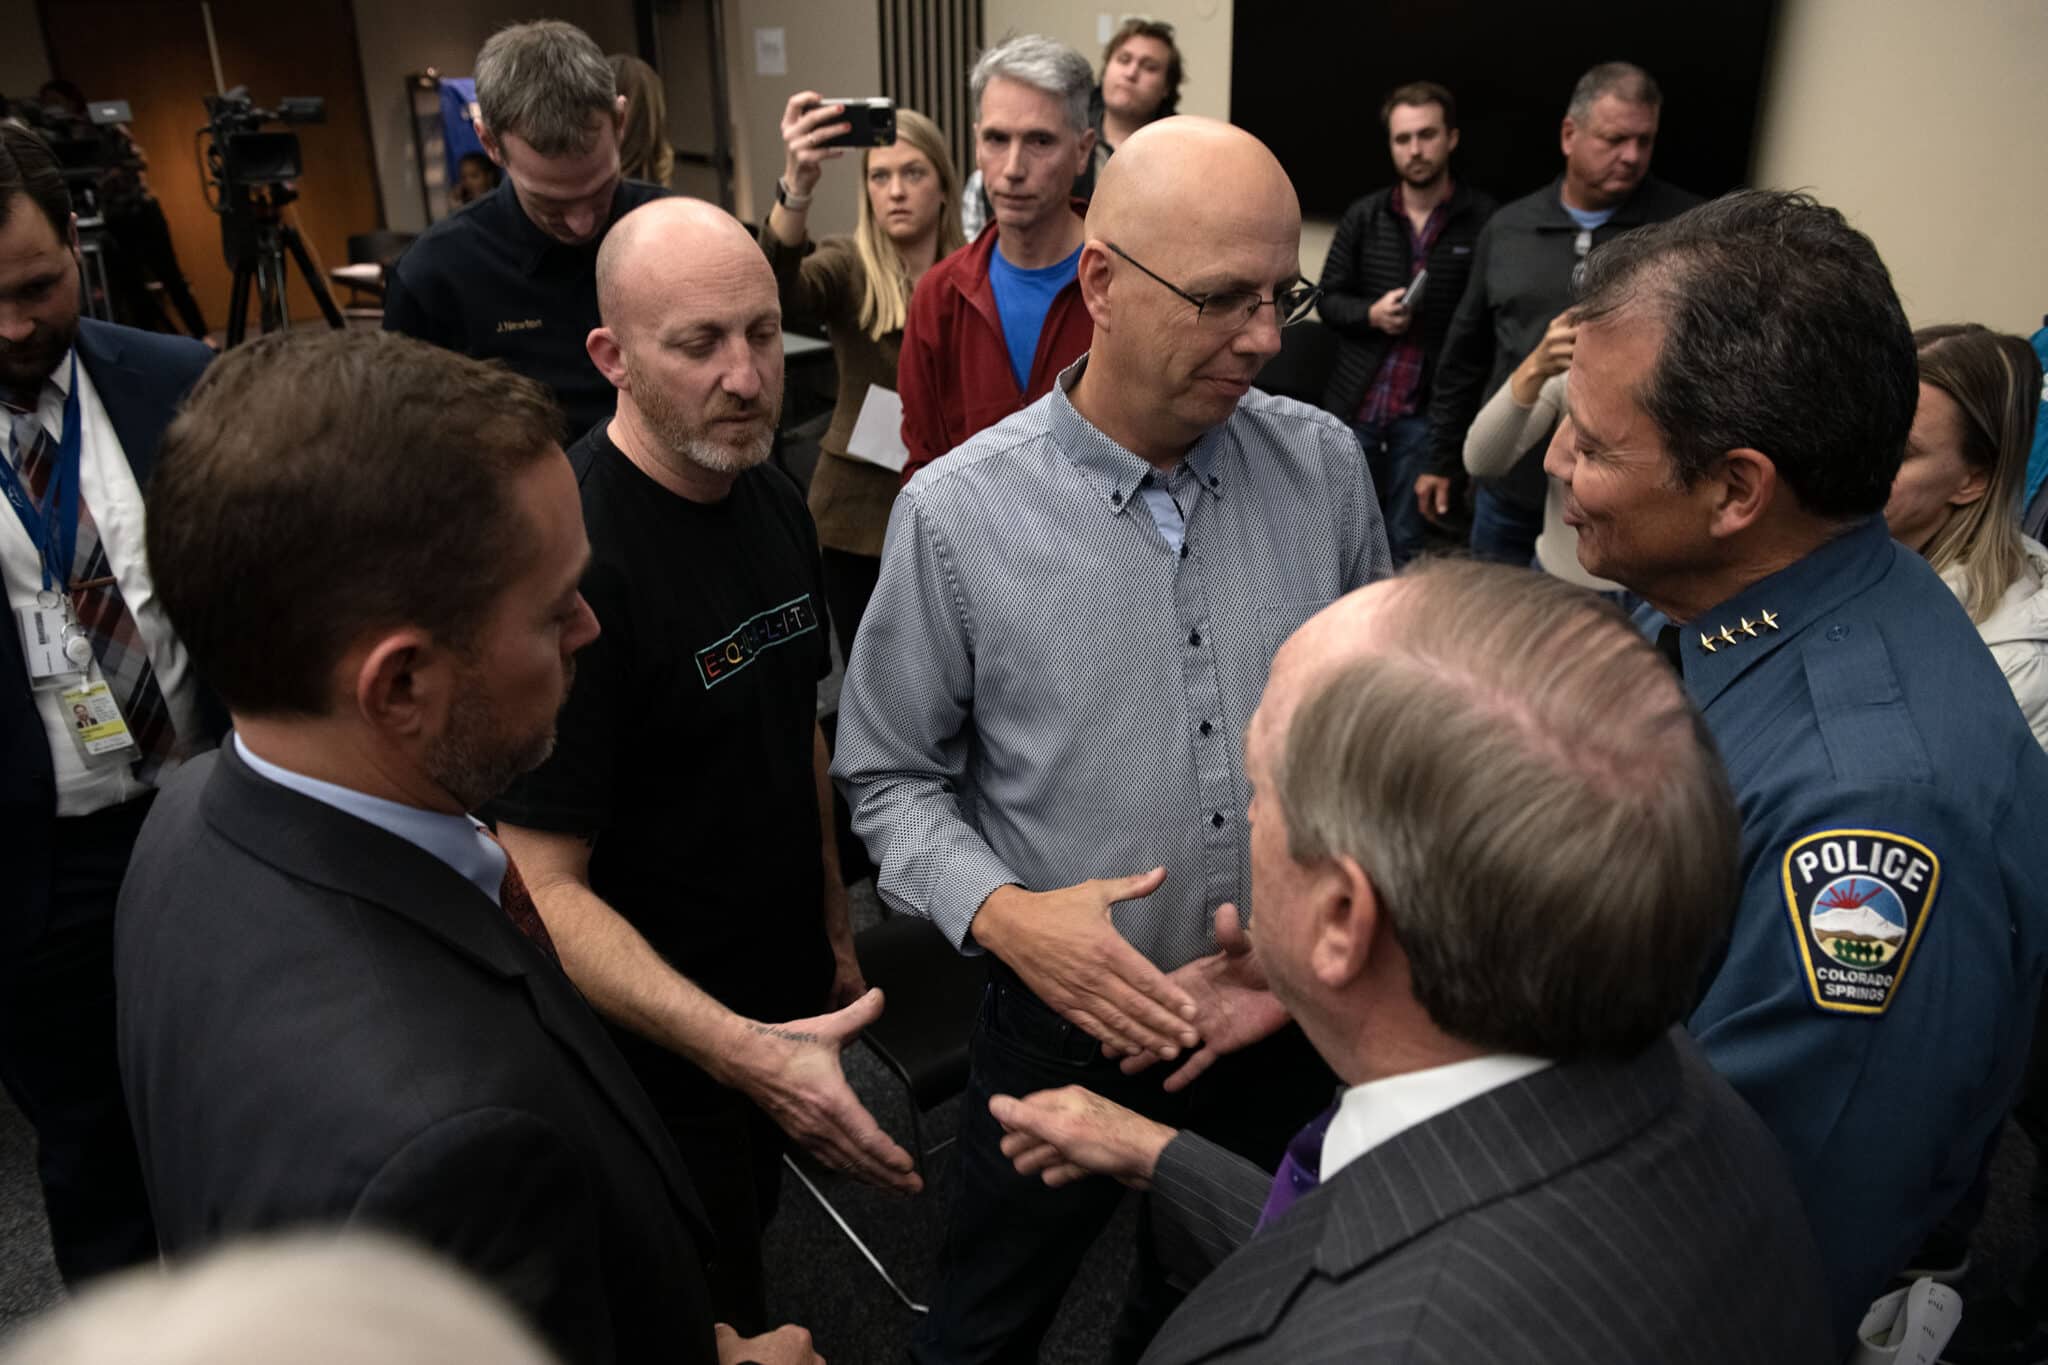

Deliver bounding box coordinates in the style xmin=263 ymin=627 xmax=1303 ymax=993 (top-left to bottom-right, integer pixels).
xmin=1543 ymin=189 xmax=2048 ymax=1356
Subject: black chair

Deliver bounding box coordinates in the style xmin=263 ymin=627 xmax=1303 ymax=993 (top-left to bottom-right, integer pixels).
xmin=330 ymin=231 xmax=419 ymax=313
xmin=782 ymin=912 xmax=986 ymax=1313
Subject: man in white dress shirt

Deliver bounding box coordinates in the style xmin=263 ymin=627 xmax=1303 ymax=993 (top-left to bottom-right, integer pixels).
xmin=988 ymin=559 xmax=1834 ymax=1363
xmin=0 ymin=119 xmax=213 ymax=1282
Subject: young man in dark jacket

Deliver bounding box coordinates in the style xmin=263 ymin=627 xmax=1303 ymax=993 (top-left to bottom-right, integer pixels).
xmin=1316 ymin=83 xmax=1495 ymax=564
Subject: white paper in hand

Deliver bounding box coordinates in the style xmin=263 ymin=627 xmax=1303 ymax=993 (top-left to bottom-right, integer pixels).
xmin=845 ymin=385 xmax=909 ymax=473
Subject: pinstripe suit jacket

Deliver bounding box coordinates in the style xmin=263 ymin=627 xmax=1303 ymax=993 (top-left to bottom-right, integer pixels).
xmin=1139 ymin=1029 xmax=1835 ymax=1364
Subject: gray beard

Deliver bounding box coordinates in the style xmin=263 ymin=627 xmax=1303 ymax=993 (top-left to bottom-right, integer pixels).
xmin=675 ymin=427 xmax=772 ymax=475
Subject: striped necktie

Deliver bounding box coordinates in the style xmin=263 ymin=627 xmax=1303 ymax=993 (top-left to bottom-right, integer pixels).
xmin=9 ymin=400 xmax=178 ymax=780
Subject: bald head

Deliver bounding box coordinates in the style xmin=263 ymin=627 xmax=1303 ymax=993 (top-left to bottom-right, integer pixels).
xmin=595 ymin=197 xmax=770 ymax=335
xmin=1085 ymin=116 xmax=1298 ymax=252
xmin=586 ymin=197 xmax=783 ymax=484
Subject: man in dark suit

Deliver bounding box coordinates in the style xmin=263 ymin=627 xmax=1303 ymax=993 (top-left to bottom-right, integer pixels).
xmin=117 ymin=328 xmax=820 ymax=1365
xmin=991 ymin=560 xmax=1834 ymax=1363
xmin=0 ymin=119 xmax=215 ymax=1284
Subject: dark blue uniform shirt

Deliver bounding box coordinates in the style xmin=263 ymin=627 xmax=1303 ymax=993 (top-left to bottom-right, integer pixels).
xmin=1646 ymin=515 xmax=2048 ymax=1351
xmin=382 ymin=177 xmax=670 ymax=438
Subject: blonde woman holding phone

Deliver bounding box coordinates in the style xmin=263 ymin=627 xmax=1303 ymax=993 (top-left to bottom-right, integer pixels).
xmin=765 ymin=94 xmax=965 ymax=658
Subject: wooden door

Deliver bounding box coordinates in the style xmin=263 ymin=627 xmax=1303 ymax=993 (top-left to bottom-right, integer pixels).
xmin=40 ymin=0 xmax=383 ymax=335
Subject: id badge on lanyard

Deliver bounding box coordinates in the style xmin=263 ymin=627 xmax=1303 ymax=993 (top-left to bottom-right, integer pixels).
xmin=4 ymin=356 xmax=139 ymax=765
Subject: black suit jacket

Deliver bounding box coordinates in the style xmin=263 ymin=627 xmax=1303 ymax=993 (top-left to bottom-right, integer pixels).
xmin=1 ymin=319 xmax=214 ymax=948
xmin=1139 ymin=1030 xmax=1835 ymax=1363
xmin=116 ymin=743 xmax=719 ymax=1365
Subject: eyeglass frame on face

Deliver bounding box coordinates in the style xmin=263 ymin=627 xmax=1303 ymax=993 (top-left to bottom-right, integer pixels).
xmin=1103 ymin=241 xmax=1321 ymax=331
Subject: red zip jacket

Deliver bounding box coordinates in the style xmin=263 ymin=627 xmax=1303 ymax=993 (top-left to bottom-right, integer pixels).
xmin=896 ymin=210 xmax=1094 ymax=484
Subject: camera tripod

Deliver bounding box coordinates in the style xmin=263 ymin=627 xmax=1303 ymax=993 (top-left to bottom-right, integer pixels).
xmin=221 ymin=184 xmax=343 ymax=346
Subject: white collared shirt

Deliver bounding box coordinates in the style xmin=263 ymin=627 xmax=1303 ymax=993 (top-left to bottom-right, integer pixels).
xmin=3 ymin=348 xmax=205 ymax=815
xmin=1320 ymin=1052 xmax=1556 ymax=1184
xmin=234 ymin=734 xmax=507 ymax=906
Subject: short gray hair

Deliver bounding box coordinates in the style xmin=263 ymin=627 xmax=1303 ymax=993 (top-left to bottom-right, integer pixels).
xmin=1275 ymin=561 xmax=1738 ymax=1060
xmin=970 ymin=33 xmax=1095 ymax=134
xmin=1566 ymin=61 xmax=1662 ymax=121
xmin=475 ymin=20 xmax=617 ymax=156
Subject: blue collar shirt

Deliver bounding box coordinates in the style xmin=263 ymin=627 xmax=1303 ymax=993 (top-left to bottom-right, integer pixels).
xmin=833 ymin=357 xmax=1389 ymax=970
xmin=233 ymin=733 xmax=506 ymax=908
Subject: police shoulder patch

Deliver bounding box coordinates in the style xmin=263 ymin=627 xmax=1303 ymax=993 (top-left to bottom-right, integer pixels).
xmin=1781 ymin=829 xmax=1940 ymax=1015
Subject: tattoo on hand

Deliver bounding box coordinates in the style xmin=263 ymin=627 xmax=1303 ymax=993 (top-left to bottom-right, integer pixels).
xmin=749 ymin=1022 xmax=821 ymax=1045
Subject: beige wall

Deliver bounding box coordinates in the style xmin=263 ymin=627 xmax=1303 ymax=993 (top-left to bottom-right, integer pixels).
xmin=719 ymin=0 xmax=882 ymax=235
xmin=1754 ymin=0 xmax=2047 ymax=335
xmin=350 ymin=0 xmax=637 ymax=233
xmin=981 ymin=0 xmax=1230 ymax=121
xmin=1 ymin=0 xmax=52 ymax=99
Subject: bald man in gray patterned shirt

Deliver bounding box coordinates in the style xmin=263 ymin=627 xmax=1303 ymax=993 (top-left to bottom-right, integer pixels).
xmin=834 ymin=117 xmax=1388 ymax=1364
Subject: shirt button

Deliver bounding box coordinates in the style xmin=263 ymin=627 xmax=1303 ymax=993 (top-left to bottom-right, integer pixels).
xmin=1211 ymin=812 xmax=1226 ymax=828
xmin=1178 ymin=543 xmax=1189 ymax=559
xmin=1189 ymin=630 xmax=1202 ymax=648
xmin=1111 ymin=489 xmax=1123 ymax=505
xmin=1208 ymin=476 xmax=1220 ymax=488
xmin=1199 ymin=720 xmax=1213 ymax=736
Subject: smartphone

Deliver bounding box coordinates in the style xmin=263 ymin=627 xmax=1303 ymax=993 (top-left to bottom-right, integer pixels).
xmin=1399 ymin=270 xmax=1428 ymax=309
xmin=805 ymin=97 xmax=897 ymax=148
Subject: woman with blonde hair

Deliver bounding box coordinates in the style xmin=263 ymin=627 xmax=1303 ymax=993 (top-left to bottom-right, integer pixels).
xmin=1885 ymin=323 xmax=2048 ymax=747
xmin=609 ymin=53 xmax=673 ymax=186
xmin=765 ymin=95 xmax=964 ymax=657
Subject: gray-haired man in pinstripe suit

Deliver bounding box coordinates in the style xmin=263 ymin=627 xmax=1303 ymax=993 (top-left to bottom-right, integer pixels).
xmin=993 ymin=561 xmax=1834 ymax=1363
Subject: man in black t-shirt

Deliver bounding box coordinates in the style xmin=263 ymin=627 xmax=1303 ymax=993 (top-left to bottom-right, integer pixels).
xmin=383 ymin=20 xmax=670 ymax=435
xmin=489 ymin=197 xmax=919 ymax=1333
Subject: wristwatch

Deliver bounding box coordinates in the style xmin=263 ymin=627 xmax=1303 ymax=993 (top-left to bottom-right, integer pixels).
xmin=775 ymin=176 xmax=812 ymax=211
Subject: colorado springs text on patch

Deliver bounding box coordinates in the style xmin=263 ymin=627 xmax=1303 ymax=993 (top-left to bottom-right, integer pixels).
xmin=695 ymin=595 xmax=819 ymax=689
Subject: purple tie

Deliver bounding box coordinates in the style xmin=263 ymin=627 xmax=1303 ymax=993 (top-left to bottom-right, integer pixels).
xmin=1255 ymin=1102 xmax=1338 ymax=1232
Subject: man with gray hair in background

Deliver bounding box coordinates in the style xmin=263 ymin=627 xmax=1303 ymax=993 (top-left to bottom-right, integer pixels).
xmin=893 ymin=34 xmax=1098 ymax=480
xmin=384 ymin=19 xmax=670 ymax=437
xmin=1418 ymin=61 xmax=1697 ymax=567
xmin=987 ymin=561 xmax=1833 ymax=1363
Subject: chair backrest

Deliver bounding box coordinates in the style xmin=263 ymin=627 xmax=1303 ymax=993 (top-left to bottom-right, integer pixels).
xmin=854 ymin=915 xmax=986 ymax=1111
xmin=347 ymin=230 xmax=418 ymax=268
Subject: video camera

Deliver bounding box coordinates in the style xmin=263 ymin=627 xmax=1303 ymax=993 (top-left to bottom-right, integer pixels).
xmin=202 ymin=87 xmax=324 ymax=197
xmin=11 ymin=97 xmax=141 ymax=219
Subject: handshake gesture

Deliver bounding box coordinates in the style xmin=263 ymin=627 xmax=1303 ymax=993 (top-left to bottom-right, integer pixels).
xmin=973 ymin=875 xmax=1290 ymax=1088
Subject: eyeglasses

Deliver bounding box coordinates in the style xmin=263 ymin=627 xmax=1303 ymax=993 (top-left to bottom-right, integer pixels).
xmin=1105 ymin=242 xmax=1320 ymax=332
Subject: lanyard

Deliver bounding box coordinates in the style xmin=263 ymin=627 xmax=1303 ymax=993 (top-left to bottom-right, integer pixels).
xmin=0 ymin=353 xmax=84 ymax=593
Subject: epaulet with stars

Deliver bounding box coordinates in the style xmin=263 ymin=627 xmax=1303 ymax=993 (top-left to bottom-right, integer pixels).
xmin=1696 ymin=608 xmax=1780 ymax=655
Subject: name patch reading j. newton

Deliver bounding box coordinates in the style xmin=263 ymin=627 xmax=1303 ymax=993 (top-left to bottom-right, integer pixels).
xmin=1781 ymin=829 xmax=1940 ymax=1016
xmin=695 ymin=595 xmax=819 ymax=689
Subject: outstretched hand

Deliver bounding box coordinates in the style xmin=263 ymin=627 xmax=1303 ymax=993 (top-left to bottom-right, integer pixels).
xmin=971 ymin=869 xmax=1201 ymax=1057
xmin=990 ymin=1085 xmax=1177 ymax=1190
xmin=731 ymin=988 xmax=921 ymax=1193
xmin=1115 ymin=904 xmax=1290 ymax=1091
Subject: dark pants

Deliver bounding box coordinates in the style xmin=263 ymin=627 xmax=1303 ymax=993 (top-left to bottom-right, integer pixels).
xmin=657 ymin=1092 xmax=787 ymax=1335
xmin=911 ymin=965 xmax=1334 ymax=1364
xmin=106 ymin=200 xmax=210 ymax=339
xmin=1351 ymin=415 xmax=1434 ymax=567
xmin=0 ymin=797 xmax=159 ymax=1285
xmin=1469 ymin=486 xmax=1544 ymax=566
